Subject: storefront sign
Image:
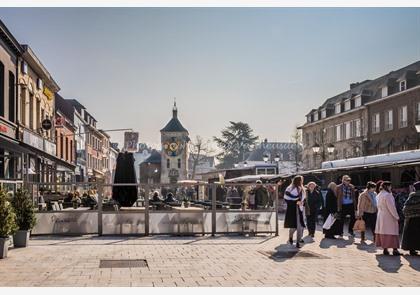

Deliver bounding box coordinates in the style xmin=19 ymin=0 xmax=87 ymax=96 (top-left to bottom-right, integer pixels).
xmin=23 ymin=130 xmax=43 ymax=150
xmin=55 ymin=116 xmax=64 ymax=128
xmin=41 ymin=118 xmax=52 ymax=130
xmin=43 ymin=86 xmax=54 ymax=101
xmin=0 ymin=119 xmax=17 ymax=139
xmin=44 ymin=140 xmax=56 ymax=156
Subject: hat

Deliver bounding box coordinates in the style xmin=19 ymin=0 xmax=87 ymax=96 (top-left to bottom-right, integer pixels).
xmin=414 ymin=181 xmax=420 ymax=191
xmin=256 ymin=180 xmax=262 ymax=184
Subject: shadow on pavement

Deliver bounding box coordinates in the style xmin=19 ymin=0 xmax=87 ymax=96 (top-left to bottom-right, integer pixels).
xmin=403 ymin=255 xmax=420 ymax=272
xmin=355 ymin=241 xmax=377 ymax=253
xmin=319 ymin=237 xmax=354 ymax=249
xmin=376 ymin=254 xmax=402 ymax=273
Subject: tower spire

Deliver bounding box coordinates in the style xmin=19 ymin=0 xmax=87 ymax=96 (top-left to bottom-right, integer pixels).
xmin=172 ymin=97 xmax=177 ymax=118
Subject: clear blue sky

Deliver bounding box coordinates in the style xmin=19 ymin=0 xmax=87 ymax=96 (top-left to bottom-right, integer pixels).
xmin=1 ymin=8 xmax=419 ymax=149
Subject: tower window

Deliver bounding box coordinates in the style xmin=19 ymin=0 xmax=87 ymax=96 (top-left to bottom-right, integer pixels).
xmin=167 ymin=159 xmax=170 ymax=168
xmin=178 ymin=159 xmax=181 ymax=169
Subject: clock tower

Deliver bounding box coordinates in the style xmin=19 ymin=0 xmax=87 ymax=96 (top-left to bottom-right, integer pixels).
xmin=160 ymin=101 xmax=189 ymax=184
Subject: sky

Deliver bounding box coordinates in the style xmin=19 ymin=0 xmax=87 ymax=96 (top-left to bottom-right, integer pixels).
xmin=0 ymin=8 xmax=419 ymax=150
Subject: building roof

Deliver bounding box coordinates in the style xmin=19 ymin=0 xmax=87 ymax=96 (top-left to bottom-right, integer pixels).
xmin=55 ymin=93 xmax=74 ymax=123
xmin=144 ymin=150 xmax=162 ymax=164
xmin=0 ymin=19 xmax=23 ymax=55
xmin=246 ymin=140 xmax=301 ymax=161
xmin=160 ymin=101 xmax=188 ymax=133
xmin=306 ymin=60 xmax=420 ymax=117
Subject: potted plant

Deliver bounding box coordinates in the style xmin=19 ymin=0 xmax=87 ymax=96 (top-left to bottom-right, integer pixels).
xmin=0 ymin=189 xmax=18 ymax=258
xmin=11 ymin=189 xmax=36 ymax=248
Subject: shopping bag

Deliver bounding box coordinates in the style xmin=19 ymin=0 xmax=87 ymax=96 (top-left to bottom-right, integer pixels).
xmin=322 ymin=214 xmax=336 ymax=230
xmin=353 ymin=219 xmax=366 ymax=232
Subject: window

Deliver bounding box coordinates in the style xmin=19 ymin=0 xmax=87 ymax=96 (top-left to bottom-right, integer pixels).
xmin=21 ymin=61 xmax=28 ymax=74
xmin=381 ymin=87 xmax=388 ymax=98
xmin=65 ymin=137 xmax=69 ymax=161
xmin=37 ymin=78 xmax=43 ymax=90
xmin=384 ymin=109 xmax=393 ymax=131
xmin=399 ymin=105 xmax=408 ymax=128
xmin=307 ymin=115 xmax=311 ymax=123
xmin=335 ymin=103 xmax=341 ymax=114
xmin=417 ymin=102 xmax=420 ymax=122
xmin=313 ymin=112 xmax=318 ymax=121
xmin=70 ymin=140 xmax=73 ymax=162
xmin=400 ymin=80 xmax=406 ymax=92
xmin=177 ymin=159 xmax=181 ymax=169
xmin=36 ymin=99 xmax=40 ymax=131
xmin=20 ymin=90 xmax=26 ymax=125
xmin=305 ymin=133 xmax=310 ymax=146
xmin=29 ymin=94 xmax=34 ymax=129
xmin=8 ymin=72 xmax=15 ymax=122
xmin=344 ymin=99 xmax=351 ymax=111
xmin=354 ymin=119 xmax=361 ymax=137
xmin=60 ymin=133 xmax=63 ymax=159
xmin=335 ymin=124 xmax=342 ymax=141
xmin=321 ymin=109 xmax=326 ymax=119
xmin=372 ymin=113 xmax=380 ymax=133
xmin=0 ymin=61 xmax=4 ymax=117
xmin=345 ymin=121 xmax=351 ymax=139
xmin=166 ymin=159 xmax=170 ymax=169
xmin=354 ymin=96 xmax=362 ymax=107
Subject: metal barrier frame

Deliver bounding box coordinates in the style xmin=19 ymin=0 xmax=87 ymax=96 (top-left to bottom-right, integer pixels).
xmin=27 ymin=181 xmax=279 ymax=236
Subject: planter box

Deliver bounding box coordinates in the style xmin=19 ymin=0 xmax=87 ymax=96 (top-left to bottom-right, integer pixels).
xmin=13 ymin=230 xmax=29 ymax=248
xmin=0 ymin=237 xmax=9 ymax=259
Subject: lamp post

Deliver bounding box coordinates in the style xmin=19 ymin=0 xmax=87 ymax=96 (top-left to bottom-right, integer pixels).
xmin=312 ymin=143 xmax=335 ymax=168
xmin=263 ymin=153 xmax=281 ymax=174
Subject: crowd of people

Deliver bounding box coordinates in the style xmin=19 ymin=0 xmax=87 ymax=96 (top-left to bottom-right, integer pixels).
xmin=283 ymin=174 xmax=420 ymax=256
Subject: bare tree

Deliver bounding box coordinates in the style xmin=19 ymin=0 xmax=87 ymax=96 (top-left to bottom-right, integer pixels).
xmin=291 ymin=126 xmax=303 ymax=173
xmin=189 ymin=136 xmax=215 ymax=179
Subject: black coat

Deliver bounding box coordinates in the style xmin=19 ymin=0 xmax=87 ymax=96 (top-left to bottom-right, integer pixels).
xmin=402 ymin=191 xmax=420 ymax=250
xmin=305 ymin=190 xmax=322 ymax=216
xmin=284 ymin=189 xmax=305 ymax=229
xmin=323 ymin=188 xmax=341 ymax=236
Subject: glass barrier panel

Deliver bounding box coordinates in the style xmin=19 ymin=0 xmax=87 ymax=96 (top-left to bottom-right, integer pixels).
xmin=32 ymin=211 xmax=98 ymax=235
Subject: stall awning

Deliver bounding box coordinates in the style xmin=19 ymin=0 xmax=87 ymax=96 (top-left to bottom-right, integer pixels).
xmin=0 ymin=135 xmax=32 ymax=154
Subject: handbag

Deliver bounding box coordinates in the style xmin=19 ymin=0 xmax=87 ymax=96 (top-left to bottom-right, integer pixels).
xmin=322 ymin=214 xmax=336 ymax=230
xmin=353 ymin=218 xmax=366 ymax=232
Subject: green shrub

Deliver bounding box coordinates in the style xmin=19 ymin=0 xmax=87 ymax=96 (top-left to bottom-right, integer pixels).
xmin=0 ymin=189 xmax=18 ymax=238
xmin=11 ymin=189 xmax=36 ymax=231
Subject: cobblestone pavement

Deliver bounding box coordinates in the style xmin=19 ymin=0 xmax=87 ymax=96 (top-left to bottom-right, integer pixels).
xmin=1 ymin=219 xmax=419 ymax=287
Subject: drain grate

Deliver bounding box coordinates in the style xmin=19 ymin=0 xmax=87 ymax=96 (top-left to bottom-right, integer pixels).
xmin=99 ymin=259 xmax=148 ymax=268
xmin=260 ymin=250 xmax=330 ymax=261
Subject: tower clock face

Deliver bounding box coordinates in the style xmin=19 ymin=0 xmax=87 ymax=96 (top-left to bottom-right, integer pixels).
xmin=163 ymin=137 xmax=183 ymax=157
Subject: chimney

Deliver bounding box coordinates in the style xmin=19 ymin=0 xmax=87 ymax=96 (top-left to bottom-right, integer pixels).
xmin=350 ymin=82 xmax=359 ymax=89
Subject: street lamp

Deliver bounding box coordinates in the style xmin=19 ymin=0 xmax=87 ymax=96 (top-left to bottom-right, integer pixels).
xmin=263 ymin=154 xmax=269 ymax=163
xmin=274 ymin=154 xmax=280 ymax=162
xmin=243 ymin=161 xmax=248 ymax=167
xmin=233 ymin=163 xmax=238 ymax=168
xmin=327 ymin=144 xmax=335 ymax=155
xmin=312 ymin=143 xmax=321 ymax=154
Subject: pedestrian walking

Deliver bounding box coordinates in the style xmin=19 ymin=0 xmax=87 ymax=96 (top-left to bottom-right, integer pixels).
xmin=323 ymin=182 xmax=341 ymax=239
xmin=284 ymin=175 xmax=306 ymax=248
xmin=356 ymin=181 xmax=378 ymax=242
xmin=336 ymin=175 xmax=357 ymax=237
xmin=401 ymin=181 xmax=420 ymax=256
xmin=375 ymin=181 xmax=401 ymax=256
xmin=304 ymin=182 xmax=322 ymax=238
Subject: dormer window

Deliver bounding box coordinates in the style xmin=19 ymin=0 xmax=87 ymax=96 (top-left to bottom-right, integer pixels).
xmin=335 ymin=103 xmax=341 ymax=114
xmin=313 ymin=112 xmax=319 ymax=121
xmin=37 ymin=78 xmax=43 ymax=90
xmin=344 ymin=99 xmax=351 ymax=111
xmin=381 ymin=86 xmax=388 ymax=98
xmin=354 ymin=96 xmax=362 ymax=107
xmin=321 ymin=109 xmax=326 ymax=119
xmin=400 ymin=80 xmax=406 ymax=91
xmin=307 ymin=115 xmax=312 ymax=123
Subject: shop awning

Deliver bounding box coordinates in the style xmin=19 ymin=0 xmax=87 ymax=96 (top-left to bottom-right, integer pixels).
xmin=0 ymin=135 xmax=32 ymax=154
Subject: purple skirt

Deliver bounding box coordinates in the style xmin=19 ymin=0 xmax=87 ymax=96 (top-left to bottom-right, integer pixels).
xmin=375 ymin=234 xmax=400 ymax=249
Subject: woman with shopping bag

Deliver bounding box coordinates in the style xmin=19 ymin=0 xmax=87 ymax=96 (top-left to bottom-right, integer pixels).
xmin=356 ymin=181 xmax=378 ymax=242
xmin=323 ymin=182 xmax=341 ymax=239
xmin=284 ymin=175 xmax=306 ymax=248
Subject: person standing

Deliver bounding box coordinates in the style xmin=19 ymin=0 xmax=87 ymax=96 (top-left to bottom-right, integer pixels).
xmin=357 ymin=182 xmax=378 ymax=242
xmin=284 ymin=175 xmax=306 ymax=248
xmin=304 ymin=182 xmax=323 ymax=238
xmin=336 ymin=175 xmax=356 ymax=237
xmin=401 ymin=181 xmax=420 ymax=256
xmin=254 ymin=180 xmax=269 ymax=209
xmin=375 ymin=181 xmax=401 ymax=256
xmin=323 ymin=182 xmax=341 ymax=239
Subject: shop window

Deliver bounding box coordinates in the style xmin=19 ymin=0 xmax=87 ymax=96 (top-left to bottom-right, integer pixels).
xmin=8 ymin=72 xmax=15 ymax=122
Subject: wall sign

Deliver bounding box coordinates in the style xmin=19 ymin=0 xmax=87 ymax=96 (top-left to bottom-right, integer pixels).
xmin=43 ymin=86 xmax=54 ymax=101
xmin=41 ymin=119 xmax=52 ymax=130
